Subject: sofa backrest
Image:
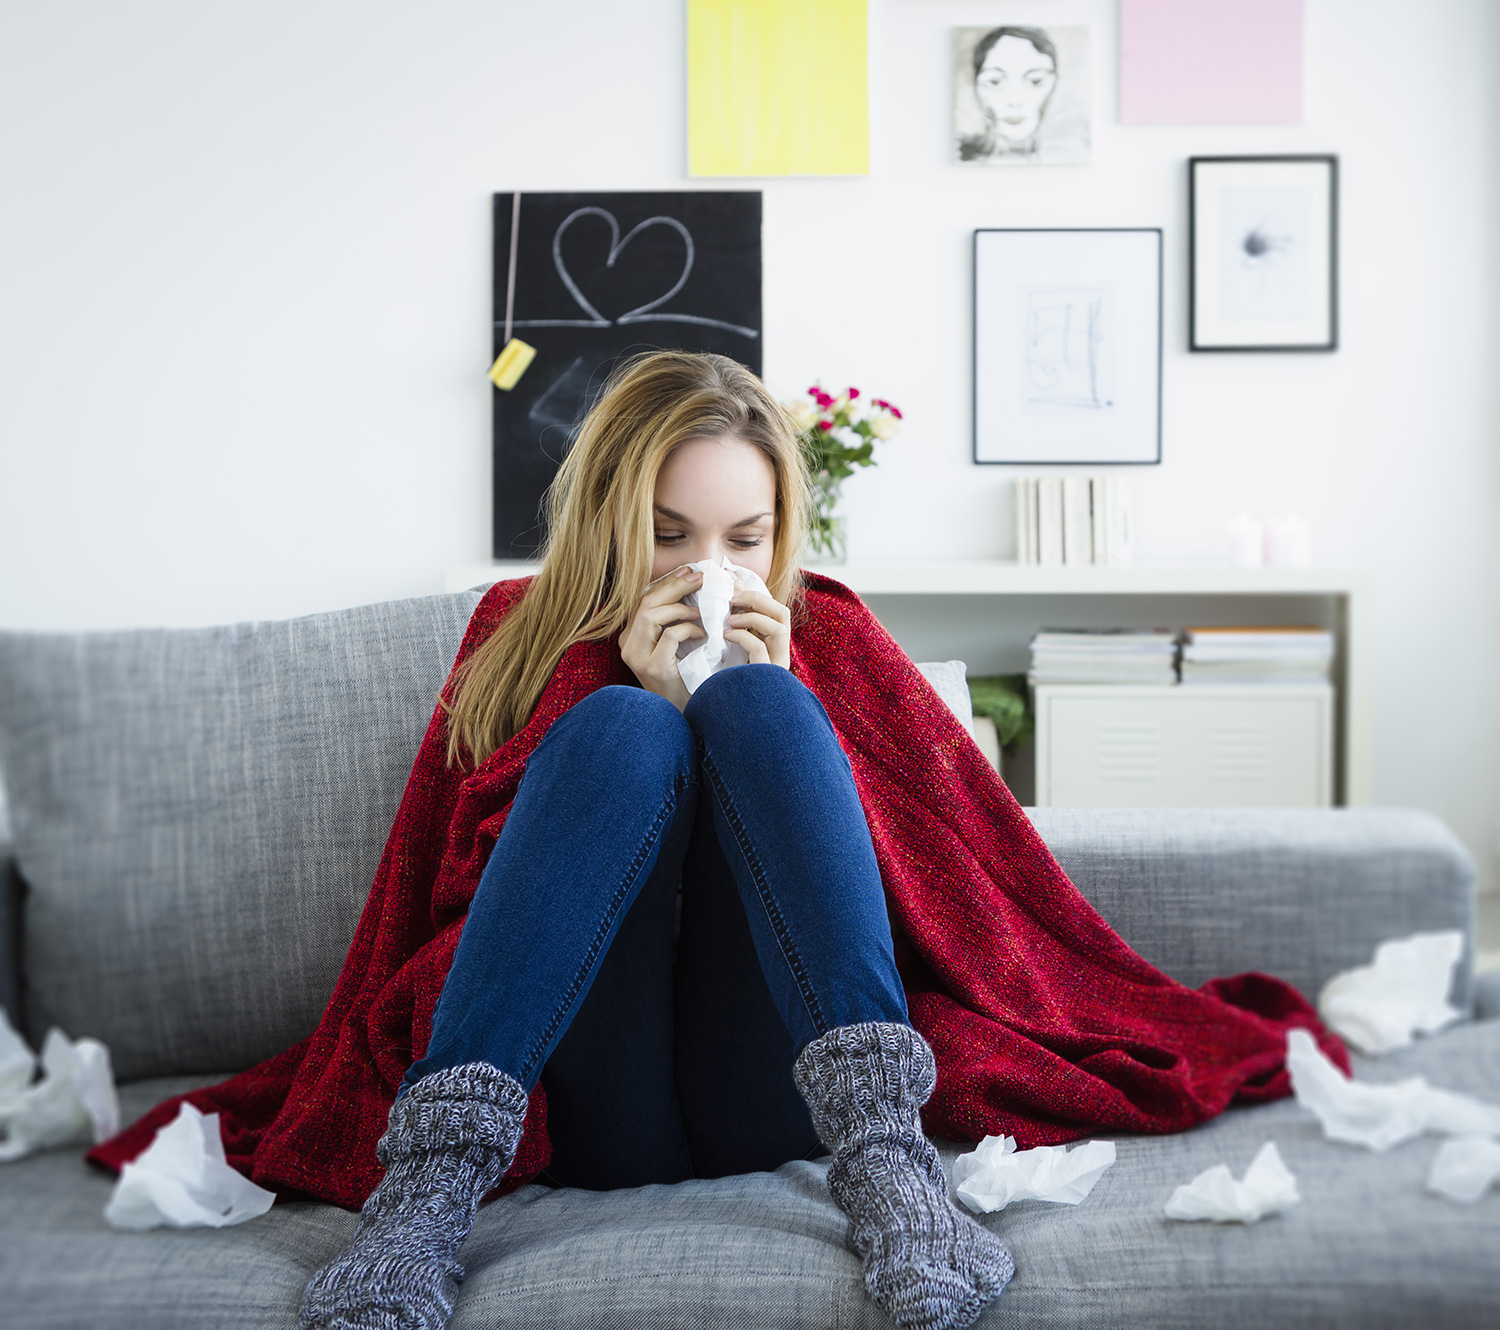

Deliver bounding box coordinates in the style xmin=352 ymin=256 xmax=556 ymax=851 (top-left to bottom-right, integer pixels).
xmin=0 ymin=591 xmax=482 ymax=1080
xmin=1031 ymin=806 xmax=1477 ymax=1016
xmin=0 ymin=595 xmax=1479 ymax=1083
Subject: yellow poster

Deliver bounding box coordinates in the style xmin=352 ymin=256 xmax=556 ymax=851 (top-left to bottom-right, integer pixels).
xmin=688 ymin=0 xmax=869 ymax=177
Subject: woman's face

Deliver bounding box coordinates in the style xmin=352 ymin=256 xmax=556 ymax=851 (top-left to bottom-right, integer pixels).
xmin=975 ymin=34 xmax=1057 ymax=144
xmin=650 ymin=434 xmax=777 ymax=584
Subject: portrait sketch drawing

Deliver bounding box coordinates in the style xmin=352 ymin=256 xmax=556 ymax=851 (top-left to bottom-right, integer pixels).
xmin=954 ymin=25 xmax=1091 ymax=166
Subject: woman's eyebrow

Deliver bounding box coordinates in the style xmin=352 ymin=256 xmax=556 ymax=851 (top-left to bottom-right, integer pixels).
xmin=654 ymin=504 xmax=772 ymax=528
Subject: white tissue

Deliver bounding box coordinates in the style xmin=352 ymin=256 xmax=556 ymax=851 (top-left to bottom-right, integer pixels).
xmin=0 ymin=1010 xmax=32 ymax=1095
xmin=1286 ymin=1027 xmax=1500 ymax=1152
xmin=1317 ymin=931 xmax=1464 ymax=1055
xmin=0 ymin=1012 xmax=120 ymax=1162
xmin=1425 ymin=1135 xmax=1500 ymax=1205
xmin=952 ymin=1134 xmax=1116 ymax=1214
xmin=675 ymin=556 xmax=770 ymax=694
xmin=104 ymin=1102 xmax=276 ymax=1230
xmin=1164 ymin=1141 xmax=1300 ymax=1224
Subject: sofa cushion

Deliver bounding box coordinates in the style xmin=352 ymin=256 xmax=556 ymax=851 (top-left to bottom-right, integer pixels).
xmin=2 ymin=1022 xmax=1496 ymax=1329
xmin=0 ymin=592 xmax=481 ymax=1079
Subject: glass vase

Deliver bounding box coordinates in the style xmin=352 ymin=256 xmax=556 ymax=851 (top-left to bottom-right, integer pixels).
xmin=803 ymin=513 xmax=848 ymax=566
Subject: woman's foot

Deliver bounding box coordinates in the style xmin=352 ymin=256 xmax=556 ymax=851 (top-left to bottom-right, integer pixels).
xmin=299 ymin=1062 xmax=528 ymax=1330
xmin=793 ymin=1023 xmax=1014 ymax=1330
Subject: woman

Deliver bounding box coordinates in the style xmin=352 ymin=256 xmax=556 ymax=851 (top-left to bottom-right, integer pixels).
xmin=91 ymin=352 xmax=1342 ymax=1330
xmin=297 ymin=350 xmax=1012 ymax=1330
xmin=299 ymin=351 xmax=1013 ymax=1330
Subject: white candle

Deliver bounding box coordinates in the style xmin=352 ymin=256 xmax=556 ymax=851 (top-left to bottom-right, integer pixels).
xmin=1227 ymin=514 xmax=1264 ymax=568
xmin=1266 ymin=514 xmax=1312 ymax=567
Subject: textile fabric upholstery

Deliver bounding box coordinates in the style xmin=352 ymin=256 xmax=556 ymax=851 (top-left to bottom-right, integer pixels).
xmin=1 ymin=1023 xmax=1496 ymax=1328
xmin=1032 ymin=806 xmax=1477 ymax=1015
xmin=0 ymin=592 xmax=482 ymax=1079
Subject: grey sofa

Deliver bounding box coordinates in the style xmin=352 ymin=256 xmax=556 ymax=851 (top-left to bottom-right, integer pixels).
xmin=0 ymin=588 xmax=1496 ymax=1329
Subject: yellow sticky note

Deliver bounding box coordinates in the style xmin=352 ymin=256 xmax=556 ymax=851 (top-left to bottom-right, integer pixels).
xmin=488 ymin=339 xmax=536 ymax=391
xmin=688 ymin=0 xmax=869 ymax=177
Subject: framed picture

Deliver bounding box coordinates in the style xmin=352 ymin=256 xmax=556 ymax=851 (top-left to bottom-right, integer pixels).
xmin=974 ymin=228 xmax=1162 ymax=465
xmin=1189 ymin=155 xmax=1338 ymax=351
xmin=954 ymin=25 xmax=1092 ymax=166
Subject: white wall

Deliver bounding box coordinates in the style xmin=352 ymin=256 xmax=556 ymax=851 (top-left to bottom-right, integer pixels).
xmin=2 ymin=1 xmax=1498 ymax=895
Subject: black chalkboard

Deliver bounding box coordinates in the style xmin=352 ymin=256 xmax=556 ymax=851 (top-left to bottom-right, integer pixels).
xmin=492 ymin=191 xmax=763 ymax=557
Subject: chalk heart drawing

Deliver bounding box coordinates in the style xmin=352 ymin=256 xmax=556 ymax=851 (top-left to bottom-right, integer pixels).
xmin=554 ymin=207 xmax=690 ymax=326
xmin=536 ymin=206 xmax=757 ymax=339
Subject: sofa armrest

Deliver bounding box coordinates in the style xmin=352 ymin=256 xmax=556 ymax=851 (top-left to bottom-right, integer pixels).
xmin=1030 ymin=808 xmax=1477 ymax=1014
xmin=0 ymin=841 xmax=21 ymax=1029
xmin=1476 ymin=968 xmax=1500 ymax=1021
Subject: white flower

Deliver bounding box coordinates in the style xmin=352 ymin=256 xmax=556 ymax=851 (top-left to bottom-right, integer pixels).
xmin=870 ymin=413 xmax=900 ymax=440
xmin=786 ymin=400 xmax=820 ymax=431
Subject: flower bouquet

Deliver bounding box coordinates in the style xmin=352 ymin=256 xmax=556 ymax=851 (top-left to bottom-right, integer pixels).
xmin=786 ymin=385 xmax=903 ymax=563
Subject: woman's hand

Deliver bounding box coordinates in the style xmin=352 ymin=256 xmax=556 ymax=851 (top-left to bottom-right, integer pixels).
xmin=620 ymin=566 xmax=705 ymax=711
xmin=726 ymin=584 xmax=792 ymax=671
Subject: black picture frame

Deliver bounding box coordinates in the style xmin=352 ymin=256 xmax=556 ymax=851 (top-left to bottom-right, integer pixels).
xmin=972 ymin=227 xmax=1163 ymax=466
xmin=491 ymin=191 xmax=762 ymax=557
xmin=1189 ymin=155 xmax=1339 ymax=352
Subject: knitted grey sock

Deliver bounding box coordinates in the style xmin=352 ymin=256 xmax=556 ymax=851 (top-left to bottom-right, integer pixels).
xmin=299 ymin=1062 xmax=528 ymax=1330
xmin=793 ymin=1023 xmax=1014 ymax=1330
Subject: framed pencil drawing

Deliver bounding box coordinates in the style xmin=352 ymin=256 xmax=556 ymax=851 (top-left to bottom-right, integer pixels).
xmin=1190 ymin=155 xmax=1338 ymax=351
xmin=973 ymin=228 xmax=1162 ymax=465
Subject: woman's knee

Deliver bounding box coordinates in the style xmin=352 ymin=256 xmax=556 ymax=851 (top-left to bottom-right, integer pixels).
xmin=530 ymin=685 xmax=694 ymax=785
xmin=685 ymin=664 xmax=827 ymax=742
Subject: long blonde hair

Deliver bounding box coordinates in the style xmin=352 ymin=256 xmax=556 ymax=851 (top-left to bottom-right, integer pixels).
xmin=446 ymin=351 xmax=812 ymax=766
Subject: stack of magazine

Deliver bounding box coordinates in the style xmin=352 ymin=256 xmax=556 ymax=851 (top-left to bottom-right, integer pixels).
xmin=1028 ymin=629 xmax=1179 ymax=686
xmin=1179 ymin=627 xmax=1335 ymax=685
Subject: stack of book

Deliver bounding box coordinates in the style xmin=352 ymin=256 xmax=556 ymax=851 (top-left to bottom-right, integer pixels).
xmin=1028 ymin=629 xmax=1179 ymax=686
xmin=1179 ymin=627 xmax=1335 ymax=685
xmin=1015 ymin=476 xmax=1133 ymax=568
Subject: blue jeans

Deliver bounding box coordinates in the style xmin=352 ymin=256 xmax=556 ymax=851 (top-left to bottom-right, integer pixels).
xmin=404 ymin=664 xmax=910 ymax=1189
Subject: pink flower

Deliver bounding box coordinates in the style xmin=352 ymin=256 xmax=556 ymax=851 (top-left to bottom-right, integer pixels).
xmin=807 ymin=385 xmax=821 ymax=397
xmin=847 ymin=387 xmax=860 ymax=400
xmin=817 ymin=419 xmax=834 ymax=431
xmin=888 ymin=404 xmax=903 ymax=419
xmin=815 ymin=391 xmax=833 ymax=408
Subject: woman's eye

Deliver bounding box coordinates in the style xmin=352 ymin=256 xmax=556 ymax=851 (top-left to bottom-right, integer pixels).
xmin=654 ymin=532 xmax=685 ymax=544
xmin=731 ymin=537 xmax=763 ymax=549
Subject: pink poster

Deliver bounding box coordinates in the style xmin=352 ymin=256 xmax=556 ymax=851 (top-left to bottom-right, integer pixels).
xmin=1119 ymin=0 xmax=1302 ymax=125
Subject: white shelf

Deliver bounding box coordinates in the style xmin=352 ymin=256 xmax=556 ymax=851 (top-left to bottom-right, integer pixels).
xmin=446 ymin=560 xmax=1366 ymax=597
xmin=445 ymin=561 xmax=538 ymax=592
xmin=820 ymin=562 xmax=1366 ymax=597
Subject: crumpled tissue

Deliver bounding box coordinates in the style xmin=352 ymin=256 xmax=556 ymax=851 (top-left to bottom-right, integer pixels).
xmin=1317 ymin=931 xmax=1463 ymax=1055
xmin=1286 ymin=1027 xmax=1500 ymax=1152
xmin=104 ymin=1102 xmax=276 ymax=1230
xmin=1163 ymin=1141 xmax=1300 ymax=1224
xmin=1425 ymin=1135 xmax=1500 ymax=1205
xmin=676 ymin=556 xmax=769 ymax=695
xmin=0 ymin=1009 xmax=120 ymax=1162
xmin=952 ymin=1134 xmax=1116 ymax=1214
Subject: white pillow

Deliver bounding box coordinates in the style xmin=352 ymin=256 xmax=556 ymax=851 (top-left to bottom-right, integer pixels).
xmin=915 ymin=660 xmax=973 ymax=735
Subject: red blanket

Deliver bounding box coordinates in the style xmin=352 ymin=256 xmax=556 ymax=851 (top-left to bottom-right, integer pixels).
xmin=90 ymin=574 xmax=1346 ymax=1207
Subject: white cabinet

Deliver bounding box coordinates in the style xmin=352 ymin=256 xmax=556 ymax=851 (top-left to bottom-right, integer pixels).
xmin=1033 ymin=684 xmax=1333 ymax=808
